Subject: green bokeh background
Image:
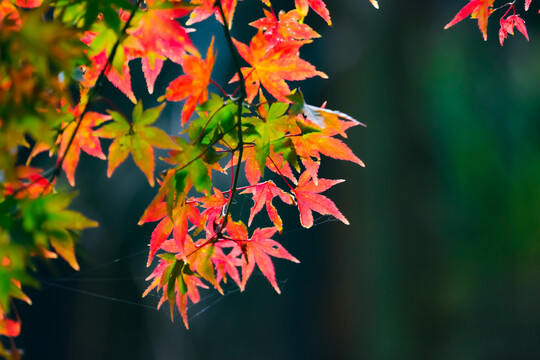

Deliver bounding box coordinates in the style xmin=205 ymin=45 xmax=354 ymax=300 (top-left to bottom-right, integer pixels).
xmin=13 ymin=1 xmax=540 ymax=359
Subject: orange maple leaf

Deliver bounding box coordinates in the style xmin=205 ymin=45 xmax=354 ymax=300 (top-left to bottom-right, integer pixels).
xmin=231 ymin=31 xmax=327 ymax=102
xmin=444 ymin=0 xmax=495 ymax=41
xmin=162 ymin=39 xmax=216 ymax=126
xmin=58 ymin=111 xmax=110 ymax=186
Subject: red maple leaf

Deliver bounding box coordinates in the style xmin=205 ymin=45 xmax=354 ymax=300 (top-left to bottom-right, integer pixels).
xmin=122 ymin=0 xmax=197 ymax=95
xmin=231 ymin=31 xmax=327 ymax=102
xmin=292 ymin=171 xmax=349 ymax=228
xmin=127 ymin=0 xmax=197 ymax=64
xmin=444 ymin=0 xmax=495 ymax=41
xmin=224 ymin=221 xmax=299 ymax=293
xmin=499 ymin=14 xmax=529 ymax=45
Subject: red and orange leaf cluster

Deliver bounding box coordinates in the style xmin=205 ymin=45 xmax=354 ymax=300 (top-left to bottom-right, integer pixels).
xmin=445 ymin=0 xmax=533 ymax=44
xmin=2 ymin=0 xmax=365 ymax=337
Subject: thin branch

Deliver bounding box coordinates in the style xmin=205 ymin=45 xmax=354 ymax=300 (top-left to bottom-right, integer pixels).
xmin=216 ymin=0 xmax=247 ymax=232
xmin=51 ymin=0 xmax=143 ymax=182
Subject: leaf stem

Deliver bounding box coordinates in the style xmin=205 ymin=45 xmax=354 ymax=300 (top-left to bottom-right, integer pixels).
xmin=210 ymin=78 xmax=229 ymax=98
xmin=268 ymin=155 xmax=295 ymax=191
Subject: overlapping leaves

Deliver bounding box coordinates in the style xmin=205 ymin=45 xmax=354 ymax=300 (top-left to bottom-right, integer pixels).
xmin=1 ymin=0 xmax=364 ymax=338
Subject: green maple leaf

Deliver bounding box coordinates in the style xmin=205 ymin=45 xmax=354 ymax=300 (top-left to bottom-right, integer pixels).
xmin=96 ymin=101 xmax=178 ymax=186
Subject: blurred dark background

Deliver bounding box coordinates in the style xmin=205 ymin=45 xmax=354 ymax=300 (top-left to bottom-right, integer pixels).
xmin=12 ymin=0 xmax=540 ymax=359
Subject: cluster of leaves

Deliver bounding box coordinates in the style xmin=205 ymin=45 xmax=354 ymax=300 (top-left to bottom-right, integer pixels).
xmin=0 ymin=0 xmax=379 ymax=351
xmin=445 ymin=0 xmax=534 ymax=45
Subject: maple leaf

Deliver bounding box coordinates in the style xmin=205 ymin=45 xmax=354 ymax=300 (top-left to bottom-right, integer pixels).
xmin=99 ymin=1 xmax=196 ymax=98
xmin=444 ymin=0 xmax=495 ymax=41
xmin=58 ymin=111 xmax=110 ymax=186
xmin=231 ymin=31 xmax=327 ymax=102
xmin=499 ymin=14 xmax=529 ymax=45
xmin=127 ymin=0 xmax=198 ymax=64
xmin=224 ymin=221 xmax=299 ymax=294
xmin=241 ymin=180 xmax=294 ymax=232
xmin=525 ymin=0 xmax=532 ymax=11
xmin=292 ymin=171 xmax=349 ymax=228
xmin=81 ymin=30 xmax=138 ymax=102
xmin=250 ymin=9 xmax=320 ymax=47
xmin=161 ymin=38 xmax=216 ymax=126
xmin=96 ymin=102 xmax=178 ymax=186
xmin=295 ymin=0 xmax=332 ymax=25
